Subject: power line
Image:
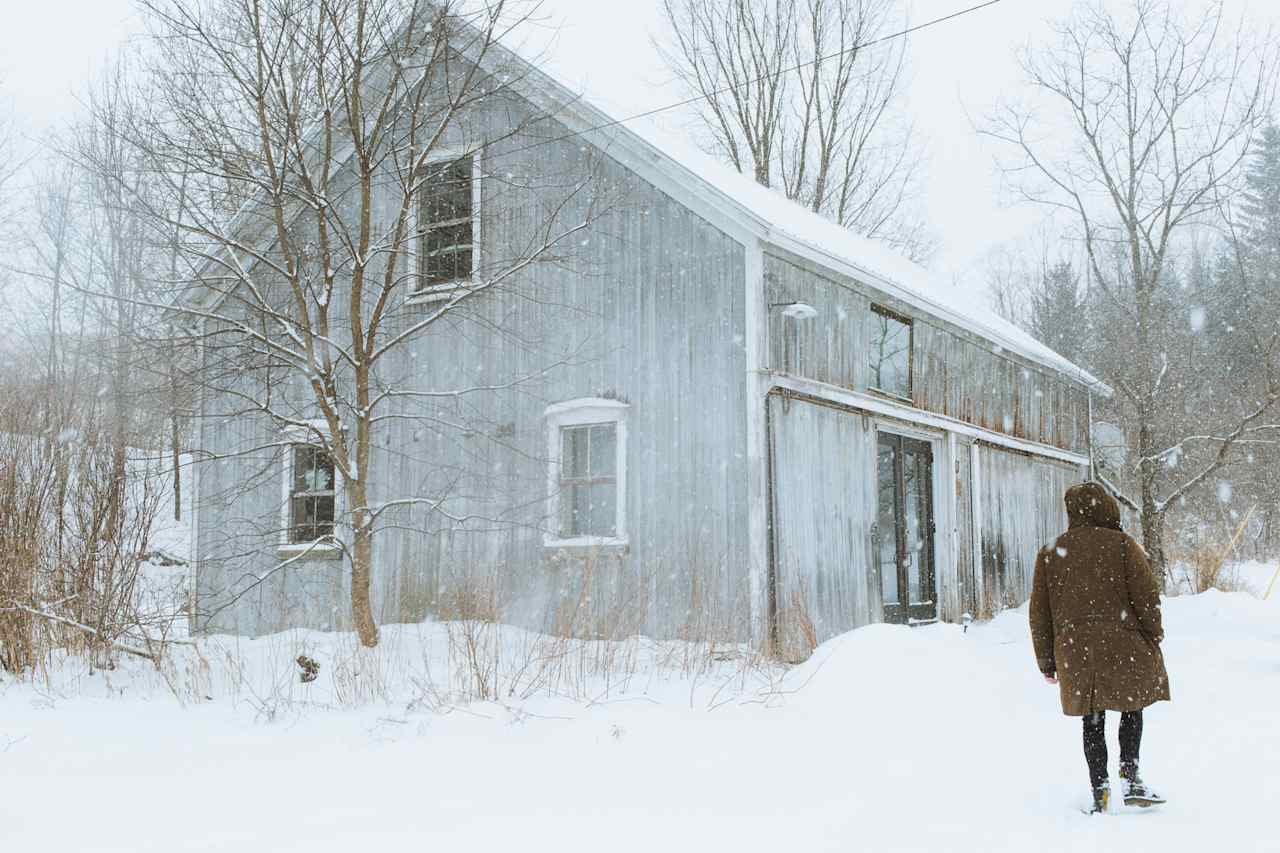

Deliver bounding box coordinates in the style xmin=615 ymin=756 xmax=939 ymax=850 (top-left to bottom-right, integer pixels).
xmin=494 ymin=0 xmax=1004 ymax=161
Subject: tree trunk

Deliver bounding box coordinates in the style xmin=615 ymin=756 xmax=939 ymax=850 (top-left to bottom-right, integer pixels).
xmin=170 ymin=361 xmax=182 ymax=523
xmin=1132 ymin=267 xmax=1168 ymax=590
xmin=348 ymin=478 xmax=379 ymax=648
xmin=171 ymin=433 xmax=182 ymax=522
xmin=1138 ymin=401 xmax=1168 ymax=589
xmin=753 ymin=159 xmax=771 ymax=187
xmin=1139 ymin=497 xmax=1167 ymax=591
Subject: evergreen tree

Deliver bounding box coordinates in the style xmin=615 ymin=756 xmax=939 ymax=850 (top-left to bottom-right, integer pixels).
xmin=1214 ymin=123 xmax=1280 ymax=556
xmin=1027 ymin=260 xmax=1087 ymax=368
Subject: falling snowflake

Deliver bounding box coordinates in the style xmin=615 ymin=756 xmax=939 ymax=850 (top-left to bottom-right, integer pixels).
xmin=1217 ymin=480 xmax=1233 ymax=504
xmin=1190 ymin=306 xmax=1207 ymax=331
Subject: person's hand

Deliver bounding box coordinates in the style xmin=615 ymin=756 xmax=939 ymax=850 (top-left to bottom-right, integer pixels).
xmin=1043 ymin=673 xmax=1058 ymax=685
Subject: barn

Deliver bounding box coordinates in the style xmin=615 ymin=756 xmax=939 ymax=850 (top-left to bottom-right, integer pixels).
xmin=186 ymin=5 xmax=1107 ymax=656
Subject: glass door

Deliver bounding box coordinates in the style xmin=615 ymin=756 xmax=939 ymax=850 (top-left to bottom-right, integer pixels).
xmin=876 ymin=433 xmax=937 ymax=624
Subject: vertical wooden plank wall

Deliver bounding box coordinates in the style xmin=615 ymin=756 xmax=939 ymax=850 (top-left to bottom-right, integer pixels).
xmin=953 ymin=436 xmax=977 ymax=618
xmin=763 ymin=252 xmax=1091 ymax=454
xmin=196 ymin=96 xmax=753 ymax=641
xmin=976 ymin=445 xmax=1087 ymax=616
xmin=768 ymin=395 xmax=877 ymax=653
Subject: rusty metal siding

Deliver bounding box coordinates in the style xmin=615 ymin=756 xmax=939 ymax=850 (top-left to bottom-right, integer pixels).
xmin=975 ymin=444 xmax=1086 ymax=616
xmin=763 ymin=251 xmax=1090 ymax=454
xmin=768 ymin=394 xmax=878 ymax=654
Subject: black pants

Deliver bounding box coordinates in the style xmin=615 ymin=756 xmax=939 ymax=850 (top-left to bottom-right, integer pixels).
xmin=1082 ymin=710 xmax=1143 ymax=789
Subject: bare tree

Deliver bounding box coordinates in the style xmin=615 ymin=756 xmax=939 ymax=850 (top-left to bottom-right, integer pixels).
xmin=658 ymin=0 xmax=929 ymax=259
xmin=97 ymin=0 xmax=601 ymax=647
xmin=0 ymin=82 xmax=20 ymax=301
xmin=0 ymin=83 xmax=17 ymax=221
xmin=985 ymin=0 xmax=1279 ymax=581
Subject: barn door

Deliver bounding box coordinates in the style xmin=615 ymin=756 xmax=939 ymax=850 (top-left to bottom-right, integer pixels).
xmin=876 ymin=433 xmax=937 ymax=624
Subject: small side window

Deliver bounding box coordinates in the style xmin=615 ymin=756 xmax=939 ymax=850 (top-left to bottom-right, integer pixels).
xmin=288 ymin=445 xmax=336 ymax=543
xmin=868 ymin=305 xmax=912 ymax=399
xmin=544 ymin=398 xmax=629 ymax=547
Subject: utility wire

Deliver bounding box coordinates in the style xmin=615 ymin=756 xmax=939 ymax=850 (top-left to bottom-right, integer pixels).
xmin=494 ymin=0 xmax=1004 ymax=161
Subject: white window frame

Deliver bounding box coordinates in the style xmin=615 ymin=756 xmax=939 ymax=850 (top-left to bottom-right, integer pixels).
xmin=407 ymin=147 xmax=482 ymax=304
xmin=544 ymin=398 xmax=629 ymax=549
xmin=278 ymin=422 xmax=342 ymax=554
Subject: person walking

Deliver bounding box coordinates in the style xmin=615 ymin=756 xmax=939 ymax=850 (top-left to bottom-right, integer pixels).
xmin=1029 ymin=482 xmax=1171 ymax=814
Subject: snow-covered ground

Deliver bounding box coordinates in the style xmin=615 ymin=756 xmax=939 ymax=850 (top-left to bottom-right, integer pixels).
xmin=1233 ymin=560 xmax=1279 ymax=599
xmin=2 ymin=577 xmax=1276 ymax=852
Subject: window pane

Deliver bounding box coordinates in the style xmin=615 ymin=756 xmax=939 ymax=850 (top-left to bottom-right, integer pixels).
xmin=588 ymin=424 xmax=616 ymax=477
xmin=423 ymin=247 xmax=472 ymax=286
xmin=421 ymin=157 xmax=473 ymax=224
xmin=558 ymin=482 xmax=617 ymax=538
xmin=877 ymin=438 xmax=900 ymax=606
xmin=424 ymin=220 xmax=472 ymax=251
xmin=560 ymin=482 xmax=587 ymax=537
xmin=293 ymin=446 xmax=315 ymax=494
xmin=586 ymin=482 xmax=616 ymax=537
xmin=290 ymin=497 xmax=336 ymax=543
xmin=293 ymin=445 xmax=334 ymax=493
xmin=903 ymin=445 xmax=931 ymax=605
xmin=869 ymin=310 xmax=911 ymax=398
xmin=290 ymin=445 xmax=336 ymax=542
xmin=312 ymin=453 xmax=334 ymax=492
xmin=561 ymin=426 xmax=590 ymax=479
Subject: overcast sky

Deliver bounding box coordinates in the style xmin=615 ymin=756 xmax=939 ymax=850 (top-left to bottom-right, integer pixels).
xmin=4 ymin=0 xmax=1280 ymax=296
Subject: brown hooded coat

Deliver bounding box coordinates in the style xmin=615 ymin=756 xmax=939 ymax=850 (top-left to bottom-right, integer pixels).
xmin=1029 ymin=482 xmax=1171 ymax=716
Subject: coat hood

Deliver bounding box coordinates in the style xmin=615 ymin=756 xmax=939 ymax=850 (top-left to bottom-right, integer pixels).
xmin=1064 ymin=482 xmax=1123 ymax=531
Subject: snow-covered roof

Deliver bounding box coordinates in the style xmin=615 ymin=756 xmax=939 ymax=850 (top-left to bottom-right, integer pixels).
xmin=504 ymin=0 xmax=1108 ymax=393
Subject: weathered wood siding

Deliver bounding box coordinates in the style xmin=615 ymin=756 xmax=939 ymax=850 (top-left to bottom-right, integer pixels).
xmin=975 ymin=445 xmax=1086 ymax=616
xmin=913 ymin=325 xmax=1088 ymax=454
xmin=768 ymin=394 xmax=877 ymax=654
xmin=763 ymin=251 xmax=1090 ymax=454
xmin=194 ymin=102 xmax=752 ymax=640
xmin=954 ymin=436 xmax=977 ymax=618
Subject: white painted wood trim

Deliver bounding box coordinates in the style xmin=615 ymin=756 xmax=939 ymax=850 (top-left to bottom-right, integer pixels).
xmin=944 ymin=432 xmax=961 ymax=622
xmin=189 ymin=316 xmax=207 ymax=635
xmin=543 ymin=398 xmax=630 ymax=549
xmin=743 ymin=237 xmax=768 ymax=644
xmin=970 ymin=441 xmax=985 ymax=614
xmin=544 ymin=397 xmax=629 ymax=417
xmin=768 ymin=372 xmax=1092 ymax=468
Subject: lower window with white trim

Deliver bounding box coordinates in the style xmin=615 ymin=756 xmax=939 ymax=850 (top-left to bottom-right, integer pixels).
xmin=287 ymin=444 xmax=336 ymax=544
xmin=545 ymin=398 xmax=628 ymax=547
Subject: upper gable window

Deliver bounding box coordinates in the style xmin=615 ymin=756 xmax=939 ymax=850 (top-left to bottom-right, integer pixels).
xmin=868 ymin=305 xmax=912 ymax=399
xmin=417 ymin=154 xmax=477 ymax=293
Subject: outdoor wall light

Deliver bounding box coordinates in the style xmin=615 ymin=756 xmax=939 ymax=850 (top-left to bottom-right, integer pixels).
xmin=771 ymin=301 xmax=819 ymax=320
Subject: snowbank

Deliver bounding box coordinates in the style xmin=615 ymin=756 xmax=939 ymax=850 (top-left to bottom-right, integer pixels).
xmin=2 ymin=587 xmax=1277 ymax=851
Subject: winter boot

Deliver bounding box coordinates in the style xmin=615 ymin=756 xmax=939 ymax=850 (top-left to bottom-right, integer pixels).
xmin=1085 ymin=784 xmax=1110 ymax=815
xmin=1119 ymin=762 xmax=1166 ymax=807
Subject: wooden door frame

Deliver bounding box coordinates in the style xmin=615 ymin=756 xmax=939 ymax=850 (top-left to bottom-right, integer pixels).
xmin=875 ymin=423 xmax=944 ymax=624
